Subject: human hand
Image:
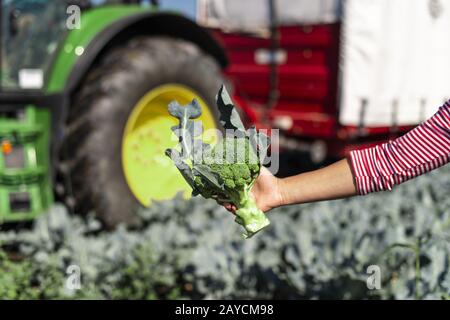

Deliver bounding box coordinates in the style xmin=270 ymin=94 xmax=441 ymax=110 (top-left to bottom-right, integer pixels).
xmin=221 ymin=166 xmax=284 ymax=214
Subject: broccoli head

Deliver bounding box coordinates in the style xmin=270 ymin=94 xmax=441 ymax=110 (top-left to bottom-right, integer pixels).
xmin=192 ymin=137 xmax=269 ymax=238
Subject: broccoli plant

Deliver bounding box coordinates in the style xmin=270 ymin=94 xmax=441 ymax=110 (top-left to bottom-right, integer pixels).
xmin=165 ymin=85 xmax=270 ymax=238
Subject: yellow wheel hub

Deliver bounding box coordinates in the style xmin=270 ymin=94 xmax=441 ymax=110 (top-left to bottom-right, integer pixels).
xmin=122 ymin=84 xmax=217 ymax=206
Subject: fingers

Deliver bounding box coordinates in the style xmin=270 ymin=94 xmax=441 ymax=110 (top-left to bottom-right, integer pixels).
xmin=225 ymin=203 xmax=237 ymax=212
xmin=216 ymin=195 xmax=237 ymax=214
xmin=219 ymin=202 xmax=237 ymax=214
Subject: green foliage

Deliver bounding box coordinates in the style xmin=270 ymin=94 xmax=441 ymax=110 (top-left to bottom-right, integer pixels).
xmin=166 ymin=85 xmax=270 ymax=238
xmin=109 ymin=245 xmax=181 ymax=300
xmin=0 ymin=165 xmax=449 ymax=300
xmin=0 ymin=249 xmax=68 ymax=299
xmin=0 ymin=207 xmax=182 ymax=300
xmin=0 ymin=250 xmax=40 ymax=299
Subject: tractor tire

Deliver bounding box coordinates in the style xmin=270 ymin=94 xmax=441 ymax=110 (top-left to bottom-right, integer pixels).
xmin=60 ymin=36 xmax=225 ymax=228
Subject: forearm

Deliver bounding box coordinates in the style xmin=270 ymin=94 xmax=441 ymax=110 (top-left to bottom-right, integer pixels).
xmin=277 ymin=103 xmax=449 ymax=207
xmin=278 ymin=158 xmax=357 ymax=206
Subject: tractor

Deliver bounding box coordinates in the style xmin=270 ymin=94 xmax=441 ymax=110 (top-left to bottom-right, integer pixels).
xmin=0 ymin=0 xmax=227 ymax=226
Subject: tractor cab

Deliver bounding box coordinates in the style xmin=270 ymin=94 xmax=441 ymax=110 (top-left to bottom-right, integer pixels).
xmin=1 ymin=0 xmax=69 ymax=90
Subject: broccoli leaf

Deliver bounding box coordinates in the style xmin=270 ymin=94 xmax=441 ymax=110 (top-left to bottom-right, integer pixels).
xmin=168 ymin=98 xmax=201 ymax=119
xmin=248 ymin=126 xmax=271 ymax=164
xmin=193 ymin=164 xmax=224 ymax=191
xmin=164 ymin=149 xmax=197 ymax=191
xmin=168 ymin=99 xmax=202 ymax=160
xmin=216 ymin=85 xmax=246 ymax=134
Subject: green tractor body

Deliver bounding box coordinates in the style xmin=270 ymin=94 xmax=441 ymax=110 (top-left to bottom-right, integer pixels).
xmin=0 ymin=1 xmax=226 ymax=224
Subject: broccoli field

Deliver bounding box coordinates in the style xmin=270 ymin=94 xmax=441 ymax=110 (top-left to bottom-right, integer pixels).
xmin=0 ymin=164 xmax=449 ymax=300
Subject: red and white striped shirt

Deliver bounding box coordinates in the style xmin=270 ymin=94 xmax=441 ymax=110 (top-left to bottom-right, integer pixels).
xmin=349 ymin=101 xmax=450 ymax=195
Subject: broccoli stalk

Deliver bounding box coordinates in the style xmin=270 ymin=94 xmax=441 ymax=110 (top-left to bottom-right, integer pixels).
xmin=166 ymin=85 xmax=271 ymax=239
xmin=232 ymin=184 xmax=270 ymax=239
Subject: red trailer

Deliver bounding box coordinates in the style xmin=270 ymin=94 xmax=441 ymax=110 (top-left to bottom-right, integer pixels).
xmin=197 ymin=0 xmax=450 ymax=163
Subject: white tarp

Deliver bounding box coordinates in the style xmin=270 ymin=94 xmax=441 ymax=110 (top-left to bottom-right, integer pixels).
xmin=340 ymin=0 xmax=450 ymax=126
xmin=197 ymin=0 xmax=342 ymax=31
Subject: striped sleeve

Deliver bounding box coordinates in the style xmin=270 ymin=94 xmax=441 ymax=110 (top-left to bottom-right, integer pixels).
xmin=348 ymin=102 xmax=450 ymax=195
